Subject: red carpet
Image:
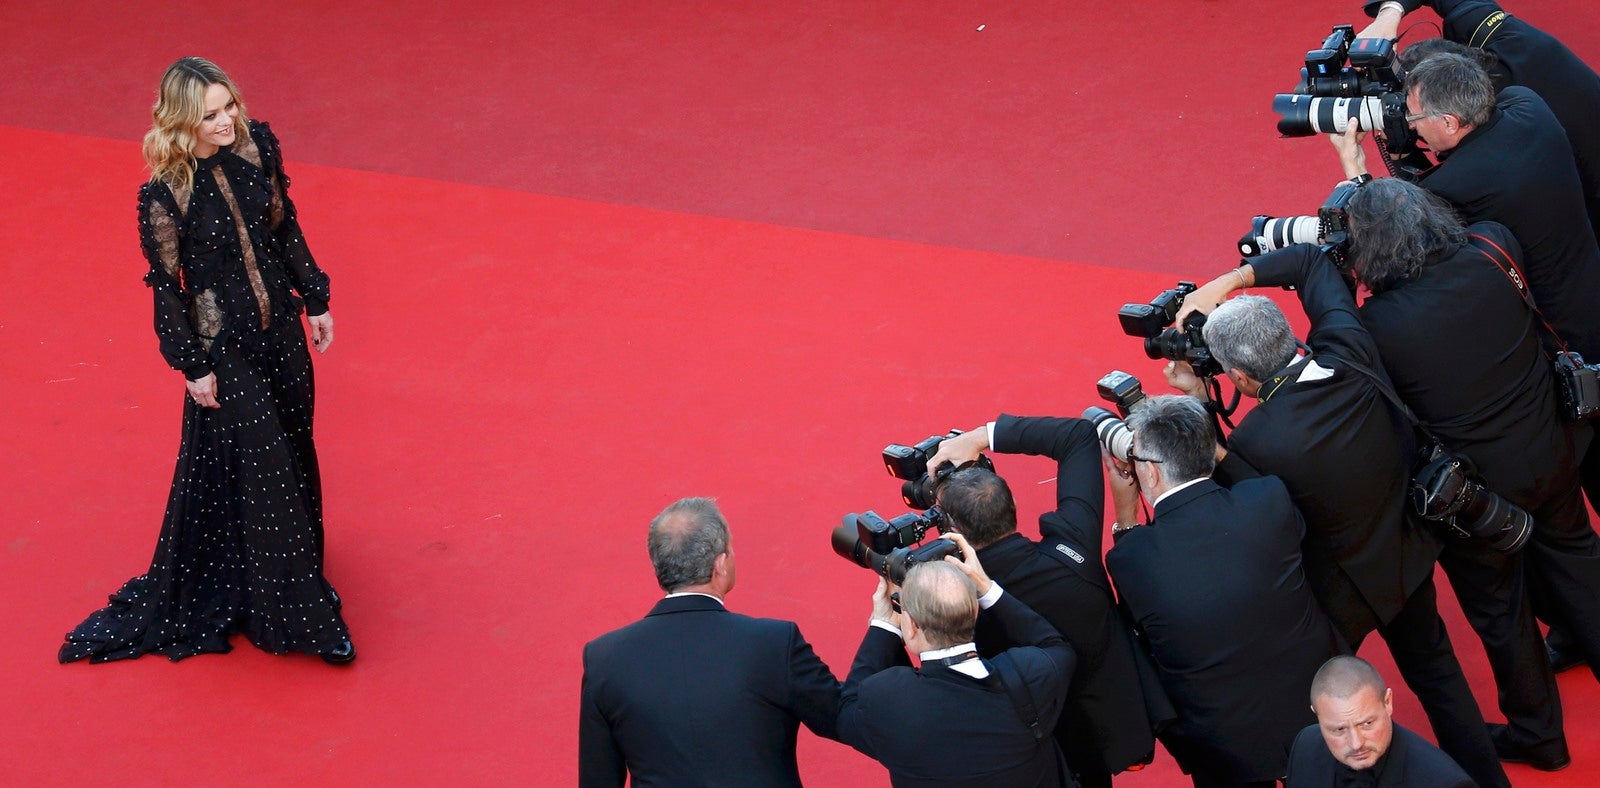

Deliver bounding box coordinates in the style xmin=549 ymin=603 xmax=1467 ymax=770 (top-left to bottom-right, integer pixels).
xmin=4 ymin=2 xmax=1600 ymax=784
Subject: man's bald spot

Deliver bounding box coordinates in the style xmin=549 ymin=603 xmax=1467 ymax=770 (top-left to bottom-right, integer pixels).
xmin=902 ymin=561 xmax=978 ymax=647
xmin=1310 ymin=655 xmax=1387 ymax=705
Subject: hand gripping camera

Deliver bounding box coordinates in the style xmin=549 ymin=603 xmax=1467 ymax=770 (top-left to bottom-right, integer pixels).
xmin=1239 ymin=182 xmax=1360 ymax=270
xmin=1118 ymin=283 xmax=1224 ymax=378
xmin=882 ymin=431 xmax=995 ymax=510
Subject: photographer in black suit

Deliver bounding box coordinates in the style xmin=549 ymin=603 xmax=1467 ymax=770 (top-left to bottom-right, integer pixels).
xmin=1330 ymin=51 xmax=1600 ymax=367
xmin=1169 ymin=243 xmax=1507 ymax=787
xmin=1343 ymin=178 xmax=1600 ymax=770
xmin=1330 ymin=46 xmax=1600 ymax=677
xmin=837 ymin=532 xmax=1076 ymax=787
xmin=1104 ymin=395 xmax=1343 ymax=788
xmin=919 ymin=417 xmax=1166 ymax=788
xmin=1359 ymin=0 xmax=1600 ymax=243
xmin=579 ymin=498 xmax=842 ymax=787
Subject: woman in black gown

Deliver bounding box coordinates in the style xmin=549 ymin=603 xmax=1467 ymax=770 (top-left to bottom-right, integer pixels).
xmin=60 ymin=56 xmax=355 ymax=665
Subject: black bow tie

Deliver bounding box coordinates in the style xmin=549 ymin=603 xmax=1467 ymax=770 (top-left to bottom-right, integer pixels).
xmin=1336 ymin=765 xmax=1378 ymax=787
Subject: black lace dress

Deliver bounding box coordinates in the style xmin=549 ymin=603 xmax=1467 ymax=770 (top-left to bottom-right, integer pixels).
xmin=60 ymin=120 xmax=351 ymax=663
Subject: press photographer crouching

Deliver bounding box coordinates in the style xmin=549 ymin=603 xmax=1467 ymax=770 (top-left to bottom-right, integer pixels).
xmin=914 ymin=418 xmax=1168 ymax=788
xmin=1315 ymin=177 xmax=1599 ymax=770
xmin=837 ymin=532 xmax=1077 ymax=787
xmin=1102 ymin=395 xmax=1343 ymax=788
xmin=1171 ymin=210 xmax=1507 ymax=785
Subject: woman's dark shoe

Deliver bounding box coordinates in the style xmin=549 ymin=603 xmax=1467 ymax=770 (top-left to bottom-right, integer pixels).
xmin=320 ymin=639 xmax=356 ymax=665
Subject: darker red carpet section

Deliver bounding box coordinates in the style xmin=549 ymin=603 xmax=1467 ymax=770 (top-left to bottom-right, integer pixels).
xmin=4 ymin=2 xmax=1600 ymax=785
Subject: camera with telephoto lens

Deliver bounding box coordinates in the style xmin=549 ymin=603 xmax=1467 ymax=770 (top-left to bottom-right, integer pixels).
xmin=883 ymin=431 xmax=996 ymax=510
xmin=1118 ymin=283 xmax=1224 ymax=377
xmin=1083 ymin=406 xmax=1135 ymax=463
xmin=831 ymin=509 xmax=961 ymax=585
xmin=1411 ymin=444 xmax=1532 ymax=553
xmin=1555 ymin=351 xmax=1600 ymax=421
xmin=1097 ymin=370 xmax=1148 ymax=417
xmin=1270 ymin=25 xmax=1430 ymax=177
xmin=1239 ymin=182 xmax=1361 ymax=270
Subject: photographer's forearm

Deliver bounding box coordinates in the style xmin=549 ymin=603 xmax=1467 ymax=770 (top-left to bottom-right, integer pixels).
xmin=1358 ymin=3 xmax=1405 ymax=40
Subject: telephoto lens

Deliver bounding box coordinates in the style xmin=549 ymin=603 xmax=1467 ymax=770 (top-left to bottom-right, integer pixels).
xmin=1083 ymin=406 xmax=1134 ymax=463
xmin=1411 ymin=455 xmax=1533 ymax=553
xmin=1240 ymin=215 xmax=1322 ymax=257
xmin=1272 ymin=94 xmax=1385 ymax=136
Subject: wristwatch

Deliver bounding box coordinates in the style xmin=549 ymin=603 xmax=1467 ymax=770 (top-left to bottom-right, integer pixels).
xmin=1111 ymin=521 xmax=1144 ymax=537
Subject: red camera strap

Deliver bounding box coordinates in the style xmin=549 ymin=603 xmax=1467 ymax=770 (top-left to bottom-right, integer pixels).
xmin=1467 ymin=233 xmax=1575 ymax=359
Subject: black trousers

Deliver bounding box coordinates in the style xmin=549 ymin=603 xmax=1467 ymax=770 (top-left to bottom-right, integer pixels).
xmin=1318 ymin=564 xmax=1509 ymax=788
xmin=1527 ymin=432 xmax=1600 ymax=685
xmin=1437 ymin=539 xmax=1564 ymax=753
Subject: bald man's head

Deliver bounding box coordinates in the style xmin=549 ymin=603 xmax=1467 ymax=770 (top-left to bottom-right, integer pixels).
xmin=900 ymin=561 xmax=978 ymax=649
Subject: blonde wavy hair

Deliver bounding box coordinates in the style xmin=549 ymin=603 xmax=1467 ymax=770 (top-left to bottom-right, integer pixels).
xmin=143 ymin=56 xmax=250 ymax=192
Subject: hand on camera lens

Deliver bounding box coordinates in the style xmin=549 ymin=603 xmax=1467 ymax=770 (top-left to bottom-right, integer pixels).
xmin=1329 ymin=125 xmax=1369 ymax=180
xmin=940 ymin=532 xmax=992 ymax=597
xmin=1101 ymin=446 xmax=1142 ymax=519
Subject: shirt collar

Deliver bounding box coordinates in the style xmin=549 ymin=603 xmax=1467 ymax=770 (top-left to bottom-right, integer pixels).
xmin=1153 ymin=476 xmax=1209 ymax=508
xmin=664 ymin=591 xmax=725 ymax=606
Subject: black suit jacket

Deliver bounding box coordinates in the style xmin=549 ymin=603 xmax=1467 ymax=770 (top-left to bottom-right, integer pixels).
xmin=1359 ymin=222 xmax=1579 ymax=511
xmin=1364 ymin=0 xmax=1600 ymax=243
xmin=1417 ymin=86 xmax=1600 ymax=358
xmin=579 ymin=595 xmax=841 ymax=787
xmin=1107 ymin=478 xmax=1343 ymax=782
xmin=976 ymin=414 xmax=1162 ymax=775
xmin=1221 ymin=245 xmax=1438 ymax=643
xmin=838 ymin=591 xmax=1076 ymax=787
xmin=1286 ymin=721 xmax=1474 ymax=787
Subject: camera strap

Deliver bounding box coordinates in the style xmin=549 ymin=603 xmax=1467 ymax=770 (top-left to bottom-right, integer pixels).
xmin=988 ymin=652 xmax=1046 ymax=742
xmin=1330 ymin=355 xmax=1445 ymax=448
xmin=1467 ymin=233 xmax=1579 ymax=362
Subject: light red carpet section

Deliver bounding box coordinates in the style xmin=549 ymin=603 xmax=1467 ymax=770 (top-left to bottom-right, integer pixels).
xmin=4 ymin=0 xmax=1600 ymax=785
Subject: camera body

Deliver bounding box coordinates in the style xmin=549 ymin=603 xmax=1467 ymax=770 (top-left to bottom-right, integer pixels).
xmin=1240 ymin=182 xmax=1360 ymax=270
xmin=883 ymin=431 xmax=996 ymax=510
xmin=1272 ymin=25 xmax=1430 ymax=177
xmin=1119 ymin=283 xmax=1224 ymax=377
xmin=1555 ymin=351 xmax=1600 ymax=420
xmin=831 ymin=510 xmax=961 ymax=585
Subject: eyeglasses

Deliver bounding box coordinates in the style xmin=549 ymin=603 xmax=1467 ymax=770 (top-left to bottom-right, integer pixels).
xmin=1404 ymin=110 xmax=1436 ymax=123
xmin=1126 ymin=451 xmax=1164 ymax=465
xmin=890 ymin=591 xmax=903 ymax=614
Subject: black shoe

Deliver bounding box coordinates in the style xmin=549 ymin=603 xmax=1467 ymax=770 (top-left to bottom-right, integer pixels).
xmin=1488 ymin=723 xmax=1571 ymax=771
xmin=1546 ymin=637 xmax=1585 ymax=674
xmin=320 ymin=639 xmax=357 ymax=665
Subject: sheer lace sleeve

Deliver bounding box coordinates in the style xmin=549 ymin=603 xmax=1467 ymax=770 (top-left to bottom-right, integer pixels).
xmin=253 ymin=121 xmax=332 ymax=315
xmin=139 ymin=183 xmax=211 ymax=379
